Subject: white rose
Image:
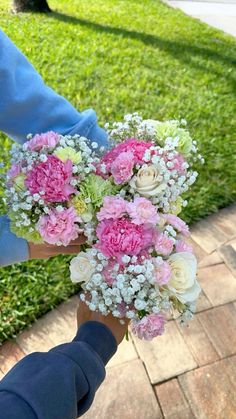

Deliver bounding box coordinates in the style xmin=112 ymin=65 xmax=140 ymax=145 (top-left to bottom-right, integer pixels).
xmin=167 ymin=252 xmax=201 ymax=303
xmin=129 ymin=164 xmax=166 ymax=198
xmin=70 ymin=252 xmax=95 ymax=283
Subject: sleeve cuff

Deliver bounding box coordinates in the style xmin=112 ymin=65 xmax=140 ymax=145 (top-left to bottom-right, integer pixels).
xmin=74 ymin=321 xmax=117 ymax=365
xmin=0 ymin=216 xmax=29 ymax=267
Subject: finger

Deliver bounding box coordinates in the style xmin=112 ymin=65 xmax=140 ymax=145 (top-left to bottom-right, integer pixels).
xmin=44 ymin=235 xmax=86 ymax=249
xmin=49 ymin=245 xmax=81 ymax=255
xmin=70 ymin=235 xmax=87 ymax=245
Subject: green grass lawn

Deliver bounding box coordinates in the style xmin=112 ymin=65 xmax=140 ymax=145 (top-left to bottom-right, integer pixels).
xmin=0 ymin=0 xmax=236 ymax=343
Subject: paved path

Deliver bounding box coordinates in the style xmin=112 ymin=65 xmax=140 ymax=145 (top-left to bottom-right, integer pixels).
xmin=1 ymin=204 xmax=236 ymax=418
xmin=166 ymin=0 xmax=236 ymax=37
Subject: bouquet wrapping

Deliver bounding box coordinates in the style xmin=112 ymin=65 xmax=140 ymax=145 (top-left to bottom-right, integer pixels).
xmin=5 ymin=114 xmax=203 ymax=340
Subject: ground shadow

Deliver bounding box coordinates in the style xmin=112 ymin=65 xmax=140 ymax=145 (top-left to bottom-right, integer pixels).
xmin=48 ymin=11 xmax=236 ymax=83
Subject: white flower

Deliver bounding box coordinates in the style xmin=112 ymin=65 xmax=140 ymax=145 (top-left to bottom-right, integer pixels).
xmin=70 ymin=252 xmax=95 ymax=283
xmin=167 ymin=252 xmax=201 ymax=304
xmin=129 ymin=164 xmax=166 ymax=198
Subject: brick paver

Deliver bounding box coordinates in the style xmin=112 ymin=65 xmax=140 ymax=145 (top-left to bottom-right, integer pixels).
xmin=177 ymin=317 xmax=219 ymax=366
xmin=195 ymin=290 xmax=212 ymax=313
xmin=16 ymin=307 xmax=77 ymax=354
xmin=179 ymin=356 xmax=236 ymax=419
xmin=198 ymin=303 xmax=236 ymax=358
xmin=133 ymin=321 xmax=197 ymax=384
xmin=0 ymin=341 xmax=25 ymax=375
xmin=57 ymin=295 xmax=79 ymax=329
xmin=190 ymin=219 xmax=228 ymax=253
xmin=155 ymin=379 xmax=194 ymax=419
xmin=83 ymin=360 xmax=163 ymax=419
xmin=198 ymin=250 xmax=222 ymax=268
xmin=198 ymin=263 xmax=236 ymax=306
xmin=218 ymin=244 xmax=236 ymax=277
xmin=107 ymin=333 xmax=138 ymax=368
xmin=1 ymin=204 xmax=236 ymax=418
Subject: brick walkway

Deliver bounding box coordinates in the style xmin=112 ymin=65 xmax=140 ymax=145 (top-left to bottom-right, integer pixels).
xmin=1 ymin=204 xmax=236 ymax=418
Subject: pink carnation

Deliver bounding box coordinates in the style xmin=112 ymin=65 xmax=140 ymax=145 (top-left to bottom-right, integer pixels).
xmin=175 ymin=239 xmax=193 ymax=253
xmin=119 ymin=138 xmax=153 ymax=163
xmin=27 ymin=131 xmax=60 ymax=151
xmin=164 ymin=214 xmax=189 ymax=236
xmin=111 ymin=151 xmax=134 ymax=184
xmin=25 ymin=156 xmax=76 ymax=202
xmin=131 ymin=313 xmax=166 ymax=340
xmin=97 ymin=196 xmax=127 ymax=221
xmin=96 ymin=218 xmax=154 ymax=258
xmin=153 ymin=259 xmax=172 ymax=285
xmin=127 ymin=197 xmax=159 ymax=225
xmin=155 ymin=233 xmax=174 ymax=256
xmin=37 ymin=207 xmax=81 ymax=246
xmin=97 ymin=138 xmax=152 ymax=175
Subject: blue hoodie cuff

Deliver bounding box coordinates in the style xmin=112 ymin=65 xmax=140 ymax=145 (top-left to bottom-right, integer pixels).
xmin=0 ymin=216 xmax=29 ymax=267
xmin=74 ymin=321 xmax=117 ymax=365
xmin=88 ymin=124 xmax=109 ymax=150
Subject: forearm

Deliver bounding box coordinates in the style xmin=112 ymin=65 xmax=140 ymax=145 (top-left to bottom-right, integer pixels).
xmin=0 ymin=30 xmax=108 ymax=148
xmin=0 ymin=321 xmax=117 ymax=419
xmin=0 ymin=29 xmax=109 ymax=267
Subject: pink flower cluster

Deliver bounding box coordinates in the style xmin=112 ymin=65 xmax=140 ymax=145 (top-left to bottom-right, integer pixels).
xmin=153 ymin=259 xmax=172 ymax=285
xmin=96 ymin=218 xmax=153 ymax=257
xmin=163 ymin=214 xmax=189 ymax=236
xmin=37 ymin=207 xmax=81 ymax=246
xmin=97 ymin=196 xmax=159 ymax=225
xmin=97 ymin=138 xmax=152 ymax=179
xmin=25 ymin=156 xmax=76 ymax=202
xmin=132 ymin=313 xmax=166 ymax=340
xmin=27 ymin=132 xmax=60 ymax=151
xmin=155 ymin=232 xmax=174 ymax=256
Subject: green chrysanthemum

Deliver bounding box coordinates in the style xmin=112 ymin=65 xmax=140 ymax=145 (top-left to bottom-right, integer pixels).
xmin=155 ymin=121 xmax=193 ymax=157
xmin=9 ymin=210 xmax=43 ymax=244
xmin=80 ymin=174 xmax=117 ymax=208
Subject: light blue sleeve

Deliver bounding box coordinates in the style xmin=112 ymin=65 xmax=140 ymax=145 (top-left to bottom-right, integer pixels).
xmin=0 ymin=29 xmax=108 ymax=267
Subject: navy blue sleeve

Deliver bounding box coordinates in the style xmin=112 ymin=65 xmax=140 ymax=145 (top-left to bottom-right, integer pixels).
xmin=0 ymin=321 xmax=117 ymax=419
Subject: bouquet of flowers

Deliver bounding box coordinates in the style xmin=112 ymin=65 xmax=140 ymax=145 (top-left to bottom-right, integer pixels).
xmin=69 ymin=113 xmax=203 ymax=340
xmin=5 ymin=113 xmax=203 ymax=340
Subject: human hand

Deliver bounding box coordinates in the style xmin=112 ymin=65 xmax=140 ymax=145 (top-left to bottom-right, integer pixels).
xmin=77 ymin=299 xmax=130 ymax=345
xmin=28 ymin=235 xmax=86 ymax=260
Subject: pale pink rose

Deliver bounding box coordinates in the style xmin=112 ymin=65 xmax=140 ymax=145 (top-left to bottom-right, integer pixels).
xmin=175 ymin=240 xmax=193 ymax=253
xmin=155 ymin=233 xmax=174 ymax=256
xmin=163 ymin=214 xmax=189 ymax=236
xmin=37 ymin=207 xmax=81 ymax=246
xmin=25 ymin=156 xmax=76 ymax=202
xmin=131 ymin=313 xmax=166 ymax=340
xmin=127 ymin=197 xmax=159 ymax=225
xmin=7 ymin=164 xmax=21 ymax=178
xmin=153 ymin=259 xmax=172 ymax=285
xmin=96 ymin=218 xmax=154 ymax=258
xmin=97 ymin=196 xmax=127 ymax=221
xmin=27 ymin=131 xmax=60 ymax=151
xmin=111 ymin=151 xmax=134 ymax=184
